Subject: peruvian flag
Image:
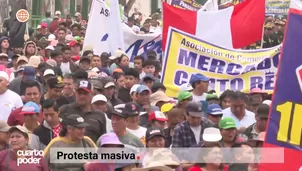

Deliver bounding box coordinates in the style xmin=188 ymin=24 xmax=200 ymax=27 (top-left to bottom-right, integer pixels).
xmin=162 ymin=0 xmax=265 ymax=50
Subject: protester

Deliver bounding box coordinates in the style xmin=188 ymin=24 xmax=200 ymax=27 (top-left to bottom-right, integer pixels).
xmin=206 ymin=104 xmax=223 ymax=125
xmin=0 ymin=121 xmax=10 ymax=151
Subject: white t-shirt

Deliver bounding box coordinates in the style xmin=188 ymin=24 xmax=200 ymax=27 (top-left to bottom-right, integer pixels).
xmin=60 ymin=62 xmax=71 ymax=74
xmin=0 ymin=90 xmax=23 ymax=121
xmin=127 ymin=126 xmax=147 ymax=140
xmin=190 ymin=125 xmax=202 ymax=144
xmin=222 ymin=107 xmax=256 ymax=128
xmin=130 ymin=25 xmax=140 ymax=33
xmin=105 ymin=114 xmax=113 ymax=133
xmin=149 ymin=26 xmax=162 ymax=33
xmin=192 ymin=93 xmax=208 ymax=102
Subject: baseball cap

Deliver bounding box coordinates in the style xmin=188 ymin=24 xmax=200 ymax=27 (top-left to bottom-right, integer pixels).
xmin=69 ymin=40 xmax=80 ymax=47
xmin=47 ymin=76 xmax=64 ymax=89
xmin=80 ymin=56 xmax=91 ymax=63
xmin=55 ymin=11 xmax=61 ymax=15
xmin=20 ymin=101 xmax=40 ymax=115
xmin=148 ymin=111 xmax=168 ymax=122
xmin=46 ymin=59 xmax=57 ymax=67
xmin=136 ymin=85 xmax=150 ymax=94
xmin=0 ymin=53 xmax=8 ymax=58
xmin=178 ymin=91 xmax=192 ymax=102
xmin=48 ymin=34 xmax=56 ymax=41
xmin=16 ymin=56 xmax=29 ymax=64
xmin=15 ymin=66 xmax=25 ymax=73
xmin=202 ymin=127 xmax=222 ymax=142
xmin=91 ymin=78 xmax=103 ymax=90
xmin=91 ymin=94 xmax=107 ymax=104
xmin=75 ymin=12 xmax=81 ymax=17
xmin=146 ymin=126 xmax=165 ymax=142
xmin=130 ymin=84 xmax=140 ymax=94
xmin=219 ymin=117 xmax=236 ymax=129
xmin=186 ymin=101 xmax=203 ymax=117
xmin=27 ymin=56 xmax=41 ymax=68
xmin=63 ymin=114 xmax=89 ymax=128
xmin=150 ymin=91 xmax=173 ymax=106
xmin=0 ymin=121 xmax=10 ymax=132
xmin=179 ymin=83 xmax=193 ymax=92
xmin=121 ymin=102 xmax=140 ymax=116
xmin=41 ymin=22 xmax=48 ymax=28
xmin=23 ymin=66 xmax=36 ymax=81
xmin=189 ymin=73 xmax=210 ymax=84
xmin=0 ymin=71 xmax=9 ymax=82
xmin=207 ymin=104 xmax=223 ymax=115
xmin=43 ymin=69 xmax=55 ymax=76
xmin=45 ymin=45 xmax=55 ymax=51
xmin=142 ymin=74 xmax=155 ymax=81
xmin=77 ymin=80 xmax=93 ymax=93
xmin=161 ymin=103 xmax=174 ymax=113
xmin=9 ymin=125 xmax=28 ymax=134
xmin=206 ymin=94 xmax=219 ymax=101
xmin=36 ymin=25 xmax=41 ymax=29
xmin=99 ymin=133 xmax=124 ymax=147
xmin=256 ymin=104 xmax=270 ymax=119
xmin=263 ymin=100 xmax=272 ymax=106
xmin=104 ymin=81 xmax=116 ymax=89
xmin=109 ymin=50 xmax=126 ymax=60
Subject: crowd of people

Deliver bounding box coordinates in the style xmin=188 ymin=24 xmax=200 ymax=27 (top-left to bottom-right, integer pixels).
xmin=0 ymin=3 xmax=281 ymax=171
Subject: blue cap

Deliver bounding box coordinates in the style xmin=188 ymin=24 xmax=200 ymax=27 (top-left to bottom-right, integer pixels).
xmin=207 ymin=104 xmax=223 ymax=115
xmin=23 ymin=66 xmax=36 ymax=81
xmin=20 ymin=101 xmax=40 ymax=114
xmin=136 ymin=85 xmax=150 ymax=94
xmin=189 ymin=73 xmax=209 ymax=84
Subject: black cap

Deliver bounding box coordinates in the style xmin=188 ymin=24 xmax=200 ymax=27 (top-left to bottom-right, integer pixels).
xmin=257 ymin=104 xmax=270 ymax=119
xmin=90 ymin=78 xmax=103 ymax=90
xmin=121 ymin=102 xmax=140 ymax=116
xmin=186 ymin=101 xmax=203 ymax=117
xmin=111 ymin=109 xmax=127 ymax=118
xmin=63 ymin=114 xmax=89 ymax=127
xmin=80 ymin=56 xmax=91 ymax=63
xmin=47 ymin=76 xmax=64 ymax=89
xmin=146 ymin=126 xmax=165 ymax=142
xmin=72 ymin=70 xmax=88 ymax=80
xmin=77 ymin=80 xmax=93 ymax=93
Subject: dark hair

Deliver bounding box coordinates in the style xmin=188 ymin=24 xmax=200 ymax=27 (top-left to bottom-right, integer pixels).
xmin=57 ymin=28 xmax=67 ymax=33
xmin=45 ymin=12 xmax=51 ymax=17
xmin=58 ymin=22 xmax=67 ymax=27
xmin=152 ymin=82 xmax=166 ymax=93
xmin=91 ymin=55 xmax=100 ymax=59
xmin=38 ymin=62 xmax=51 ymax=71
xmin=219 ymin=90 xmax=233 ymax=107
xmin=24 ymin=81 xmax=41 ymax=93
xmin=82 ymin=50 xmax=94 ymax=57
xmin=231 ymin=142 xmax=252 ymax=159
xmin=42 ymin=99 xmax=59 ymax=112
xmin=134 ymin=56 xmax=145 ymax=63
xmin=143 ymin=59 xmax=156 ymax=68
xmin=154 ymin=61 xmax=161 ymax=72
xmin=124 ymin=68 xmax=139 ymax=79
xmin=100 ymin=52 xmax=109 ymax=61
xmin=71 ymin=23 xmax=81 ymax=30
xmin=113 ymin=72 xmax=125 ymax=80
xmin=59 ymin=125 xmax=68 ymax=137
xmin=195 ymin=142 xmax=222 ymax=167
xmin=52 ymin=66 xmax=63 ymax=77
xmin=117 ymin=55 xmax=129 ymax=64
xmin=191 ymin=81 xmax=200 ymax=89
xmin=50 ymin=51 xmax=62 ymax=58
xmin=230 ymin=91 xmax=249 ymax=104
xmin=63 ymin=73 xmax=76 ymax=82
xmin=61 ymin=46 xmax=71 ymax=52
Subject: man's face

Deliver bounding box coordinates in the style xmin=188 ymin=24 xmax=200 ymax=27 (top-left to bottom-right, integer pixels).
xmin=125 ymin=75 xmax=137 ymax=89
xmin=91 ymin=57 xmax=101 ymax=68
xmin=25 ymin=86 xmax=40 ymax=104
xmin=134 ymin=59 xmax=143 ymax=71
xmin=147 ymin=136 xmax=165 ymax=148
xmin=143 ymin=79 xmax=154 ymax=90
xmin=188 ymin=115 xmax=202 ymax=127
xmin=101 ymin=58 xmax=110 ymax=67
xmin=63 ymin=78 xmax=75 ymax=95
xmin=220 ymin=128 xmax=237 ymax=142
xmin=23 ymin=114 xmax=39 ymax=125
xmin=136 ymin=91 xmax=150 ymax=105
xmin=207 ymin=114 xmax=222 ymax=125
xmin=49 ymin=88 xmax=63 ymax=99
xmin=111 ymin=115 xmax=126 ymax=133
xmin=72 ymin=27 xmax=81 ymax=36
xmin=26 ymin=44 xmax=36 ymax=55
xmin=256 ymin=116 xmax=268 ymax=132
xmin=236 ymin=145 xmax=255 ymax=163
xmin=231 ymin=99 xmax=246 ymax=116
xmin=57 ymin=30 xmax=66 ymax=40
xmin=143 ymin=65 xmax=155 ymax=75
xmin=68 ymin=126 xmax=85 ymax=140
xmin=76 ymin=89 xmax=92 ymax=106
xmin=0 ymin=77 xmax=8 ymax=94
xmin=71 ymin=46 xmax=81 ymax=55
xmin=13 ymin=47 xmax=23 ymax=54
xmin=43 ymin=107 xmax=59 ymax=127
xmin=63 ymin=50 xmax=71 ymax=60
xmin=92 ymin=101 xmax=107 ymax=113
xmin=103 ymin=86 xmax=115 ymax=99
xmin=151 ymin=19 xmax=157 ymax=26
xmin=0 ymin=132 xmax=9 ymax=144
xmin=0 ymin=56 xmax=8 ymax=67
xmin=152 ymin=121 xmax=165 ymax=129
xmin=195 ymin=80 xmax=209 ymax=93
xmin=221 ymin=97 xmax=231 ymax=109
xmin=79 ymin=61 xmax=90 ymax=70
xmin=54 ymin=55 xmax=63 ymax=65
xmin=1 ymin=39 xmax=9 ymax=49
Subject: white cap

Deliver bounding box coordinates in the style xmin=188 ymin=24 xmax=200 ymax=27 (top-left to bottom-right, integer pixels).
xmin=91 ymin=94 xmax=107 ymax=104
xmin=47 ymin=34 xmax=56 ymax=41
xmin=75 ymin=12 xmax=81 ymax=17
xmin=263 ymin=100 xmax=272 ymax=106
xmin=179 ymin=83 xmax=193 ymax=92
xmin=202 ymin=127 xmax=222 ymax=142
xmin=130 ymin=84 xmax=140 ymax=95
xmin=55 ymin=11 xmax=61 ymax=15
xmin=36 ymin=25 xmax=41 ymax=29
xmin=0 ymin=71 xmax=9 ymax=82
xmin=114 ymin=104 xmax=125 ymax=113
xmin=43 ymin=69 xmax=55 ymax=76
xmin=104 ymin=82 xmax=116 ymax=88
xmin=109 ymin=50 xmax=126 ymax=60
xmin=91 ymin=67 xmax=99 ymax=72
xmin=45 ymin=45 xmax=54 ymax=51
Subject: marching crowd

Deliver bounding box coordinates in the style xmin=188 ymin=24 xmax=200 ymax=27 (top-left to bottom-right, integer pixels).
xmin=0 ymin=4 xmax=282 ymax=171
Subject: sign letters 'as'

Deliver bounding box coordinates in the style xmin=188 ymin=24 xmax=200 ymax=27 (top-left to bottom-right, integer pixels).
xmin=100 ymin=7 xmax=109 ymax=17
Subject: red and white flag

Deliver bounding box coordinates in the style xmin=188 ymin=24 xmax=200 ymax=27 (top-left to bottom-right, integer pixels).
xmin=163 ymin=0 xmax=265 ymax=50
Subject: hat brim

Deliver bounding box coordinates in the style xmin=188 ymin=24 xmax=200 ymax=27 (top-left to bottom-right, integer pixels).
xmin=0 ymin=126 xmax=10 ymax=132
xmin=77 ymin=87 xmax=92 ymax=93
xmin=147 ymin=133 xmax=165 ymax=142
xmin=73 ymin=122 xmax=90 ymax=128
xmin=23 ymin=75 xmax=35 ymax=81
xmin=111 ymin=111 xmax=127 ymax=118
xmin=208 ymin=112 xmax=223 ymax=115
xmin=53 ymin=84 xmax=65 ymax=88
xmin=19 ymin=112 xmax=39 ymax=115
xmin=9 ymin=126 xmax=28 ymax=134
xmin=188 ymin=111 xmax=203 ymax=117
xmin=202 ymin=134 xmax=222 ymax=142
xmin=109 ymin=56 xmax=117 ymax=60
xmin=104 ymin=82 xmax=116 ymax=88
xmin=143 ymin=77 xmax=155 ymax=81
xmin=221 ymin=125 xmax=237 ymax=129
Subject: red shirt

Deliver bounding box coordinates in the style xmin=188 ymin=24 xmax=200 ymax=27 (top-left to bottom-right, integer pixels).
xmin=52 ymin=124 xmax=62 ymax=138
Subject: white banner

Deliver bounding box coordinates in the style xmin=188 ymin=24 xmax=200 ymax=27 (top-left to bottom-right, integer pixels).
xmin=83 ymin=0 xmax=162 ymax=61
